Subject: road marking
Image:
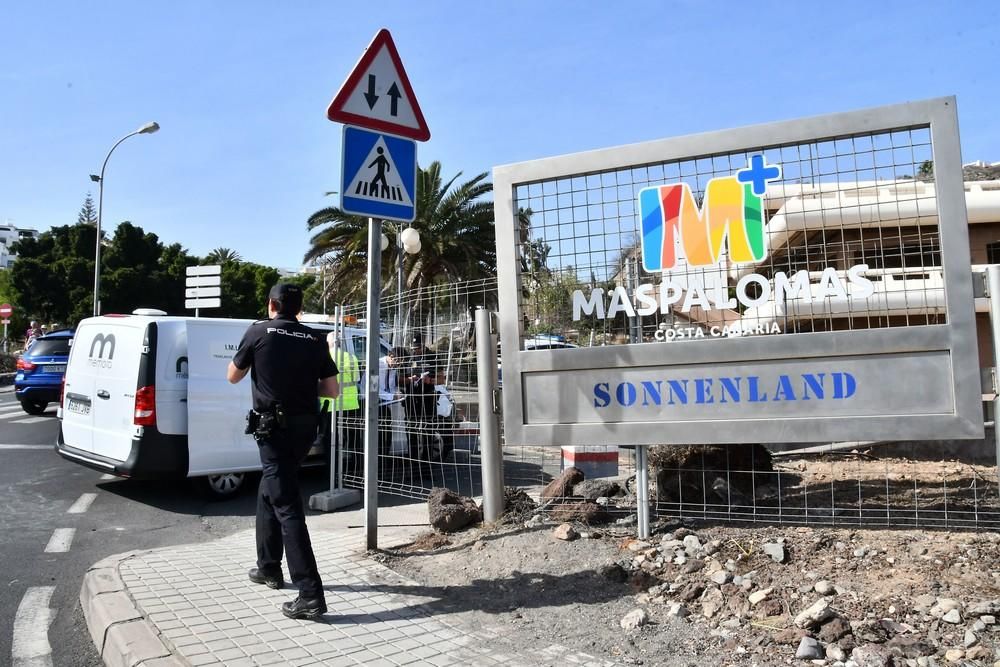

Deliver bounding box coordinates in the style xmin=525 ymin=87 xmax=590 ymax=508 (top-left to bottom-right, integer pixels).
xmin=100 ymin=474 xmax=116 ymax=481
xmin=12 ymin=586 xmax=55 ymax=667
xmin=10 ymin=417 xmax=51 ymax=425
xmin=0 ymin=403 xmax=22 ymax=413
xmin=43 ymin=528 xmax=75 ymax=553
xmin=67 ymin=493 xmax=97 ymax=514
xmin=0 ymin=445 xmax=52 ymax=451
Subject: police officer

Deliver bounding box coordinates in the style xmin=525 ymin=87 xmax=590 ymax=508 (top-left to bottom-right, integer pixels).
xmin=226 ymin=283 xmax=338 ymax=620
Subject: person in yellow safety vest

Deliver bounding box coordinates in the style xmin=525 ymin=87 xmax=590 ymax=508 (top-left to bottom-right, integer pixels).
xmin=320 ymin=332 xmax=362 ymax=475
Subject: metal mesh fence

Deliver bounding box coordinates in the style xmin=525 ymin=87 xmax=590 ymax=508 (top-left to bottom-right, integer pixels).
xmin=514 ymin=127 xmax=942 ymax=345
xmin=329 ymin=279 xmax=496 ymax=501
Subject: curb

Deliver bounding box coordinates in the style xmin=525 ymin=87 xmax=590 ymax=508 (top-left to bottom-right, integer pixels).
xmin=0 ymin=372 xmax=14 ymax=388
xmin=80 ymin=552 xmax=185 ymax=667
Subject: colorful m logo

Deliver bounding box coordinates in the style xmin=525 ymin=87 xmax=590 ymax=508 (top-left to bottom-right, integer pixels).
xmin=638 ymin=157 xmax=780 ymax=272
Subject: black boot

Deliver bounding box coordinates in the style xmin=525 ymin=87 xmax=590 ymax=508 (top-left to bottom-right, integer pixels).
xmin=281 ymin=596 xmax=327 ymax=620
xmin=248 ymin=567 xmax=284 ymax=589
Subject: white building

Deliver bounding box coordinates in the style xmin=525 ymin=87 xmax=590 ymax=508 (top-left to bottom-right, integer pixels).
xmin=0 ymin=224 xmax=40 ymax=269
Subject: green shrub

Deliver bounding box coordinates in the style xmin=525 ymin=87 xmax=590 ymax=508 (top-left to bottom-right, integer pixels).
xmin=0 ymin=353 xmax=15 ymax=373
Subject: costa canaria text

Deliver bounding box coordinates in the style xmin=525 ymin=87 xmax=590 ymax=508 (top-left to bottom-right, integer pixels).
xmin=593 ymin=371 xmax=857 ymax=409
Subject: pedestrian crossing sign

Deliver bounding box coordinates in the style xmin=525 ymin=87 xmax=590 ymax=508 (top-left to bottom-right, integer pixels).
xmin=340 ymin=125 xmax=417 ymax=222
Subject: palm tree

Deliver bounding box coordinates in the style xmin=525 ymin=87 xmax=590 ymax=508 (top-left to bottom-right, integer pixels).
xmin=206 ymin=247 xmax=242 ymax=263
xmin=304 ymin=161 xmax=495 ymax=302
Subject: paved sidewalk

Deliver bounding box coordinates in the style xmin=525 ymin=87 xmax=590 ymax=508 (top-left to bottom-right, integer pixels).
xmin=82 ymin=501 xmax=616 ymax=667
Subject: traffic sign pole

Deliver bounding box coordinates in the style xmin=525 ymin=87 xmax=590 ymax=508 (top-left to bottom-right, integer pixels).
xmin=0 ymin=304 xmax=13 ymax=353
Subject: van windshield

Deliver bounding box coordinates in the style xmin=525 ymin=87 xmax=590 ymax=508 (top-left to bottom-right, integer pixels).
xmin=29 ymin=338 xmax=71 ymax=357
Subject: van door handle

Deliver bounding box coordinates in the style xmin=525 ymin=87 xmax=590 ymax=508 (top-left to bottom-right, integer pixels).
xmin=97 ymin=390 xmax=111 ymax=400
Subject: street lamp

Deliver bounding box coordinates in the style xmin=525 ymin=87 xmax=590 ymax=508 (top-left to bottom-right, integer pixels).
xmin=382 ymin=223 xmax=420 ymax=341
xmin=89 ymin=121 xmax=160 ymax=316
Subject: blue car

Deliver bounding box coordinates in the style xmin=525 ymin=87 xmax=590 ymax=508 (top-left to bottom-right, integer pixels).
xmin=14 ymin=329 xmax=74 ymax=415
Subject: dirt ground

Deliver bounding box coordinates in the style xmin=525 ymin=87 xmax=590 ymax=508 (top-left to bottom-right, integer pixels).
xmin=379 ymin=458 xmax=1000 ymax=667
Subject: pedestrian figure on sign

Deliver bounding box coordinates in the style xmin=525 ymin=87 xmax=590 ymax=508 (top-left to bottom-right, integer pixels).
xmin=227 ymin=283 xmax=339 ymax=620
xmin=368 ymin=147 xmax=391 ymax=198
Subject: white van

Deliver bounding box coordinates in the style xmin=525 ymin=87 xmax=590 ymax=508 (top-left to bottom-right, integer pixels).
xmin=56 ymin=312 xmax=385 ymax=498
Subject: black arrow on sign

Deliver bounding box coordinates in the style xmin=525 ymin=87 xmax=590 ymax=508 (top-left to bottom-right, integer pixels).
xmin=364 ymin=75 xmax=379 ymax=109
xmin=387 ymin=82 xmax=401 ymax=116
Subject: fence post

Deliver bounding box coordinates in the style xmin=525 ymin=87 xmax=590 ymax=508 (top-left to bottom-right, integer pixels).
xmin=986 ymin=266 xmax=1000 ymax=489
xmin=476 ymin=309 xmax=504 ymax=522
xmin=636 ymin=446 xmax=650 ymax=539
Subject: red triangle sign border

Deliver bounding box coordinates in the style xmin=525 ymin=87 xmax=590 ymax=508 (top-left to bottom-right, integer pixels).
xmin=327 ymin=29 xmax=431 ymax=142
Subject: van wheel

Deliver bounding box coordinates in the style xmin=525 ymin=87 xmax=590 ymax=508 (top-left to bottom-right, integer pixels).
xmin=20 ymin=400 xmax=47 ymax=415
xmin=199 ymin=472 xmax=248 ymax=500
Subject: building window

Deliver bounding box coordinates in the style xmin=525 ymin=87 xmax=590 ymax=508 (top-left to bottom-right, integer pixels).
xmin=988 ymin=242 xmax=1000 ymax=265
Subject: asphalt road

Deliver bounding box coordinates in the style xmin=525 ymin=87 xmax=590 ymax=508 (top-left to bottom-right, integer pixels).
xmin=0 ymin=386 xmax=315 ymax=667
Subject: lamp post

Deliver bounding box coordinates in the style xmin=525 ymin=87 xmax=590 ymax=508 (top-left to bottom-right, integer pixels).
xmin=89 ymin=121 xmax=160 ymax=316
xmin=381 ymin=223 xmax=420 ymax=341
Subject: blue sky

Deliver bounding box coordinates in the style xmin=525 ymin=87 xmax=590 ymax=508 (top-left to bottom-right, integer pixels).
xmin=2 ymin=1 xmax=998 ymax=271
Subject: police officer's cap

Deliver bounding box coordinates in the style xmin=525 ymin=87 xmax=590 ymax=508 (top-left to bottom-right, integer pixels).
xmin=268 ymin=283 xmax=303 ymax=314
xmin=409 ymin=333 xmax=423 ymax=347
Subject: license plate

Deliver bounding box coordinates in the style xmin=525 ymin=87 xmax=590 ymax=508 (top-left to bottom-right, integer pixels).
xmin=67 ymin=399 xmax=90 ymax=416
xmin=46 ymin=365 xmax=66 ymax=373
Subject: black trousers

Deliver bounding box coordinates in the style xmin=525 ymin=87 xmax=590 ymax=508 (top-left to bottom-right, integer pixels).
xmin=256 ymin=421 xmax=322 ymax=600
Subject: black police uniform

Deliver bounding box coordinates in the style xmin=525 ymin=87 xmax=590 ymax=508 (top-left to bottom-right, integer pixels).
xmin=232 ymin=315 xmax=337 ymax=604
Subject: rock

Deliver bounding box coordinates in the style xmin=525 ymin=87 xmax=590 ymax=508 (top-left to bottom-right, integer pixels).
xmin=941 ymin=609 xmax=962 ymax=624
xmin=966 ymin=600 xmax=1000 ymax=617
xmin=550 ymin=500 xmax=607 ymax=524
xmin=773 ymin=628 xmax=808 ymax=645
xmin=598 ymin=563 xmax=627 ymax=583
xmin=817 ymin=616 xmax=852 ymax=643
xmin=427 ymin=488 xmax=482 ymax=532
xmin=681 ymin=559 xmax=705 ymax=574
xmin=672 ymin=527 xmax=694 ymax=540
xmin=854 ymin=547 xmax=868 ymax=558
xmin=965 ymin=645 xmax=990 ymax=661
xmin=678 ymin=584 xmax=705 ymax=603
xmin=814 ymin=580 xmax=836 ymax=595
xmin=702 ymin=587 xmax=724 ymax=618
xmin=795 ymin=597 xmax=835 ymax=629
xmin=912 ymin=594 xmax=936 ymax=613
xmin=826 ymin=644 xmax=846 ymax=662
xmin=963 ymin=629 xmax=977 ymax=647
xmin=851 ymin=643 xmax=894 ymax=667
xmin=748 ymin=588 xmax=772 ymax=606
xmin=973 ymin=619 xmax=986 ymax=632
xmin=878 ymin=618 xmax=908 ymax=637
xmin=943 ymin=649 xmax=964 ymax=663
xmin=523 ymin=514 xmax=544 ymax=529
xmin=620 ymin=608 xmax=649 ymax=631
xmin=886 ymin=635 xmax=933 ymax=659
xmin=852 ymin=619 xmax=889 ymax=644
xmin=983 ymin=614 xmax=996 ymax=624
xmin=683 ymin=535 xmax=702 ymax=554
xmin=754 ymin=599 xmax=784 ymax=618
xmin=931 ymin=598 xmax=961 ymax=617
xmin=552 ymin=523 xmax=577 ymax=541
xmin=796 ymin=637 xmax=824 ymax=660
xmin=540 ymin=466 xmax=585 ymax=500
xmin=762 ymin=542 xmax=788 ymax=563
xmin=708 ymin=570 xmax=730 ymax=585
xmin=574 ymin=479 xmax=622 ymax=500
xmin=666 ymin=603 xmax=688 ymax=619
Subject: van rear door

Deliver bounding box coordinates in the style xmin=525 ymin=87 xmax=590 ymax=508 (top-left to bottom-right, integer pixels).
xmin=62 ymin=317 xmax=146 ymax=461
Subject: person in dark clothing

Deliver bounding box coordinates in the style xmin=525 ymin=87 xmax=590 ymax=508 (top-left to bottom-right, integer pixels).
xmin=227 ymin=283 xmax=339 ymax=620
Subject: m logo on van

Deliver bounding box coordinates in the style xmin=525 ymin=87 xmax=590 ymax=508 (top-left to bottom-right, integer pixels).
xmin=88 ymin=333 xmax=116 ymax=369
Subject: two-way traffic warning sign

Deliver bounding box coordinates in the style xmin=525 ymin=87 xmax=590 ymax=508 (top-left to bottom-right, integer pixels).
xmin=327 ymin=29 xmax=430 ymax=142
xmin=341 ymin=126 xmax=416 ymax=222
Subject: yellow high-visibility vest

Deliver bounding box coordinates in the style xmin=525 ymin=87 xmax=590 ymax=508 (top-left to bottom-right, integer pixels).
xmin=321 ymin=347 xmax=360 ymax=412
